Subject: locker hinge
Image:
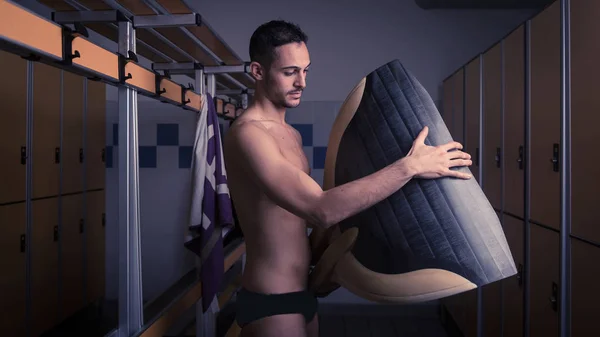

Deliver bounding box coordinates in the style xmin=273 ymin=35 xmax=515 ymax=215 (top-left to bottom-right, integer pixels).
xmin=20 ymin=234 xmax=26 ymax=252
xmin=21 ymin=146 xmax=27 ymax=165
xmin=495 ymin=147 xmax=501 ymax=168
xmin=80 ymin=148 xmax=84 ymax=163
xmin=102 ymin=213 xmax=106 ymax=227
xmin=55 ymin=147 xmax=61 ymax=164
xmin=54 ymin=226 xmax=59 ymax=242
xmin=79 ymin=219 xmax=84 ymax=233
xmin=551 ymin=143 xmax=559 ymax=172
xmin=517 ymin=145 xmax=524 ymax=170
xmin=549 ymin=282 xmax=558 ymax=312
xmin=517 ymin=263 xmax=523 ymax=286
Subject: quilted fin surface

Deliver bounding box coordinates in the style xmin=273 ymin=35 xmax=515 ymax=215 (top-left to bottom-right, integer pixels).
xmin=333 ymin=59 xmax=517 ymax=286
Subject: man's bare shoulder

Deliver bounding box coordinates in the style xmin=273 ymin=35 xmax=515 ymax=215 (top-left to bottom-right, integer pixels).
xmin=224 ymin=119 xmax=277 ymax=157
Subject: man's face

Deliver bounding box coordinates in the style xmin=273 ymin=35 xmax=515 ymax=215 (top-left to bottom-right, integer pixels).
xmin=260 ymin=42 xmax=310 ymax=109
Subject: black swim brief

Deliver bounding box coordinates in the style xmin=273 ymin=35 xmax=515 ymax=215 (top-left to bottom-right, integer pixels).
xmin=235 ymin=287 xmax=318 ymax=327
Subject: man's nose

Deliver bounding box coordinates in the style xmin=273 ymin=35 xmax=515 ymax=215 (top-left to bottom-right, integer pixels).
xmin=295 ymin=73 xmax=306 ymax=88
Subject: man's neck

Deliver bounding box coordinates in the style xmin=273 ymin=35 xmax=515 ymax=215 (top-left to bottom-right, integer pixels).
xmin=248 ymin=95 xmax=286 ymax=124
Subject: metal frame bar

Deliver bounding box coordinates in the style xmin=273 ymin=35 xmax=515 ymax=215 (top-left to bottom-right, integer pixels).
xmin=117 ymin=19 xmax=144 ymax=337
xmin=52 ymin=10 xmax=124 ymax=23
xmin=499 ymin=38 xmax=506 ymax=337
xmin=133 ymin=13 xmax=201 ymax=28
xmin=559 ymin=0 xmax=571 ymax=336
xmin=25 ymin=58 xmax=34 ymax=337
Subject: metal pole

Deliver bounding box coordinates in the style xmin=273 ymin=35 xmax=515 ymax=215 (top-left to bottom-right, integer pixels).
xmin=559 ymin=0 xmax=571 ymax=336
xmin=207 ymin=74 xmax=216 ymax=98
xmin=117 ymin=19 xmax=144 ymax=337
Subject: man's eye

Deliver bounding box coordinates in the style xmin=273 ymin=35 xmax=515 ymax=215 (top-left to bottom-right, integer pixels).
xmin=284 ymin=72 xmax=294 ymax=76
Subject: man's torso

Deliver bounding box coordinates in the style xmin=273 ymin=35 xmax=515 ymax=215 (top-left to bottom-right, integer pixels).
xmin=225 ymin=118 xmax=313 ymax=294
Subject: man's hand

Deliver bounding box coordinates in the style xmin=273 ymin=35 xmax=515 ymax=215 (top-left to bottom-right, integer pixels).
xmin=404 ymin=126 xmax=473 ymax=180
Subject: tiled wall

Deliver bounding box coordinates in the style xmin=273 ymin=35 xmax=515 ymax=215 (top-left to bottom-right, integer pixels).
xmin=103 ymin=99 xmax=342 ymax=302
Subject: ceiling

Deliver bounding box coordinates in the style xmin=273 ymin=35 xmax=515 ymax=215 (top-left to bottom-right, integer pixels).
xmin=415 ymin=0 xmax=554 ymax=9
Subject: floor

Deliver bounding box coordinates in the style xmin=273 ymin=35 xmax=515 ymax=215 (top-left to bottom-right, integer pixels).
xmin=316 ymin=303 xmax=452 ymax=337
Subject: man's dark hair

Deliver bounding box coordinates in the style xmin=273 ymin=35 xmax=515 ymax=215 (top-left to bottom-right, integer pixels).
xmin=249 ymin=20 xmax=308 ymax=69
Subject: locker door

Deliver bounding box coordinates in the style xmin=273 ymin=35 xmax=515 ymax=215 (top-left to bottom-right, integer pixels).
xmin=453 ymin=69 xmax=464 ymax=144
xmin=571 ymin=239 xmax=600 ymax=337
xmin=482 ymin=43 xmax=502 ymax=211
xmin=443 ymin=289 xmax=478 ymax=337
xmin=442 ymin=76 xmax=453 ymax=129
xmin=570 ymin=0 xmax=600 ymax=244
xmin=32 ymin=62 xmax=61 ymax=199
xmin=61 ymin=71 xmax=84 ymax=195
xmin=61 ymin=194 xmax=84 ymax=319
xmin=529 ymin=224 xmax=559 ymax=337
xmin=86 ymin=190 xmax=105 ymax=304
xmin=85 ymin=79 xmax=106 ymax=191
xmin=529 ymin=1 xmax=561 ymax=231
xmin=502 ymin=214 xmax=525 ymax=337
xmin=503 ymin=25 xmax=526 ymax=219
xmin=464 ymin=57 xmax=481 ymax=183
xmin=31 ymin=198 xmax=59 ymax=337
xmin=0 ymin=203 xmax=27 ymax=337
xmin=0 ymin=51 xmax=27 ymax=204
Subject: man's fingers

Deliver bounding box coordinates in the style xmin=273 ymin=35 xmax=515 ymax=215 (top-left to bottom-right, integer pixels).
xmin=447 ymin=150 xmax=471 ymax=160
xmin=441 ymin=141 xmax=463 ymax=152
xmin=447 ymin=169 xmax=472 ymax=179
xmin=449 ymin=159 xmax=473 ymax=167
xmin=415 ymin=126 xmax=429 ymax=144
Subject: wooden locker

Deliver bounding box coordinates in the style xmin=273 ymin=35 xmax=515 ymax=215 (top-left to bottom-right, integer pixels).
xmin=442 ymin=76 xmax=453 ymax=129
xmin=31 ymin=198 xmax=59 ymax=337
xmin=85 ymin=79 xmax=106 ymax=191
xmin=571 ymin=239 xmax=600 ymax=337
xmin=0 ymin=203 xmax=27 ymax=337
xmin=61 ymin=71 xmax=84 ymax=195
xmin=453 ymin=69 xmax=464 ymax=145
xmin=86 ymin=190 xmax=105 ymax=304
xmin=570 ymin=0 xmax=600 ymax=244
xmin=503 ymin=25 xmax=526 ymax=219
xmin=482 ymin=43 xmax=503 ymax=211
xmin=60 ymin=194 xmax=84 ymax=319
xmin=464 ymin=57 xmax=481 ymax=183
xmin=32 ymin=62 xmax=61 ymax=199
xmin=502 ymin=214 xmax=525 ymax=337
xmin=529 ymin=1 xmax=561 ymax=231
xmin=0 ymin=50 xmax=27 ymax=205
xmin=529 ymin=224 xmax=559 ymax=337
xmin=443 ymin=289 xmax=478 ymax=337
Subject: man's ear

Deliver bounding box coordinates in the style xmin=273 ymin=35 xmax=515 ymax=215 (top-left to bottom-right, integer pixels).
xmin=249 ymin=61 xmax=265 ymax=81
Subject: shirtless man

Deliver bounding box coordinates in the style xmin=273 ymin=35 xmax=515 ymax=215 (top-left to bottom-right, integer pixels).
xmin=223 ymin=20 xmax=473 ymax=337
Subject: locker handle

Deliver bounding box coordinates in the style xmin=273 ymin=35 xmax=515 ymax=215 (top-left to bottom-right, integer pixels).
xmin=101 ymin=148 xmax=106 ymax=163
xmin=102 ymin=213 xmax=106 ymax=227
xmin=548 ymin=282 xmax=558 ymax=312
xmin=495 ymin=147 xmax=501 ymax=168
xmin=80 ymin=148 xmax=84 ymax=163
xmin=517 ymin=263 xmax=523 ymax=286
xmin=79 ymin=219 xmax=84 ymax=234
xmin=550 ymin=143 xmax=559 ymax=172
xmin=20 ymin=234 xmax=26 ymax=253
xmin=54 ymin=226 xmax=58 ymax=242
xmin=517 ymin=145 xmax=524 ymax=170
xmin=21 ymin=146 xmax=26 ymax=165
xmin=475 ymin=148 xmax=480 ymax=167
xmin=55 ymin=147 xmax=60 ymax=164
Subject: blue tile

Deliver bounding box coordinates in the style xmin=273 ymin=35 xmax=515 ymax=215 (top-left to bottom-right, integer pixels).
xmin=105 ymin=146 xmax=113 ymax=168
xmin=313 ymin=146 xmax=327 ymax=169
xmin=157 ymin=123 xmax=179 ymax=146
xmin=113 ymin=123 xmax=118 ymax=146
xmin=291 ymin=123 xmax=313 ymax=147
xmin=179 ymin=146 xmax=193 ymax=169
xmin=139 ymin=146 xmax=157 ymax=168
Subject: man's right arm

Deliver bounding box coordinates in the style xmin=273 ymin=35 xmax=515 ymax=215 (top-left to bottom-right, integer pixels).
xmin=226 ymin=123 xmax=471 ymax=229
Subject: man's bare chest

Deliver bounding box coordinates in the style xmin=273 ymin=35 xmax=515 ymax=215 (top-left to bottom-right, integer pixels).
xmin=268 ymin=126 xmax=310 ymax=174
